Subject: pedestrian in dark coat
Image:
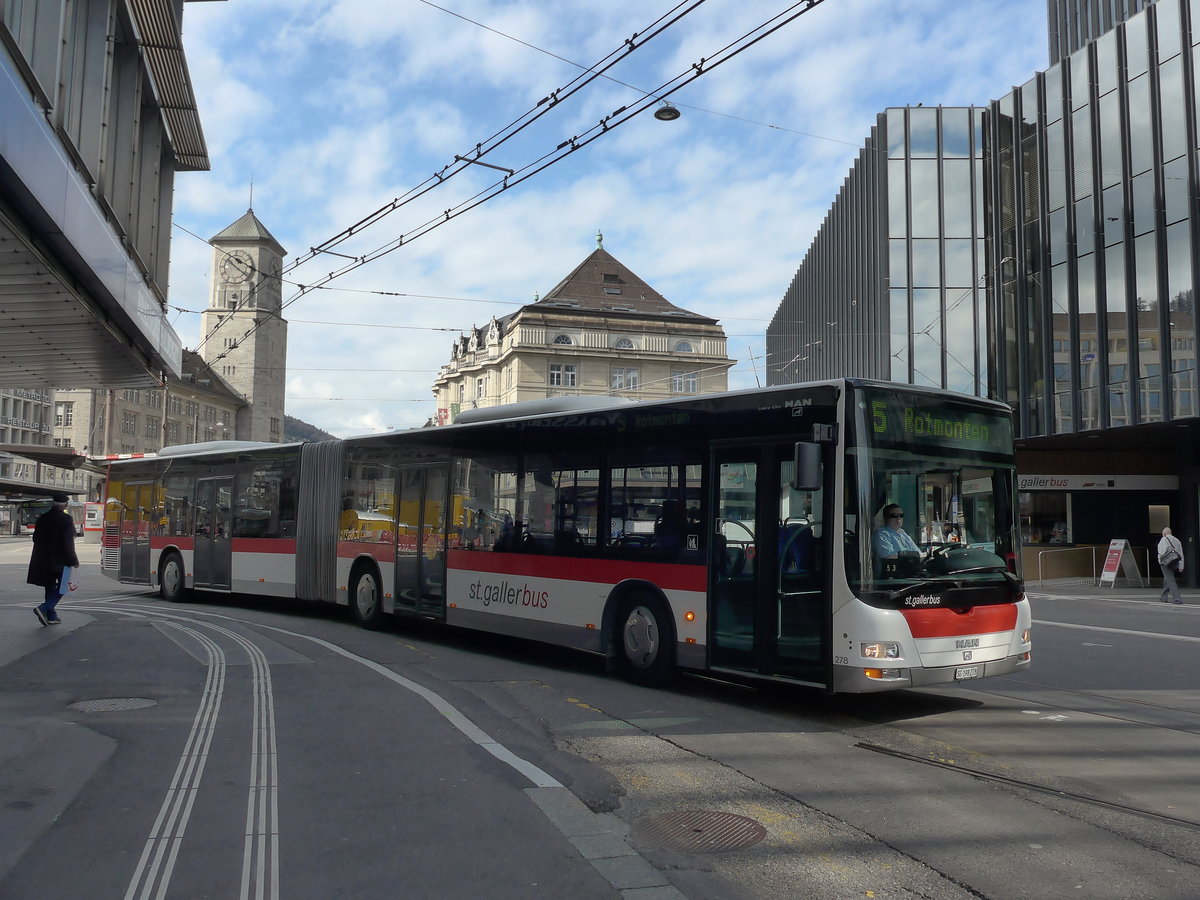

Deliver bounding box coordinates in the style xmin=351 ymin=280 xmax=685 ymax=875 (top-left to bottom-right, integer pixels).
xmin=28 ymin=492 xmax=80 ymax=625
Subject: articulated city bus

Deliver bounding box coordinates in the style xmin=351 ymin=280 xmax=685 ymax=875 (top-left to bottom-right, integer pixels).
xmin=101 ymin=379 xmax=1031 ymax=693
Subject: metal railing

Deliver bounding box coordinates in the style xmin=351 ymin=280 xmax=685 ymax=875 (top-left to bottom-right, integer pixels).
xmin=1031 ymin=544 xmax=1151 ymax=587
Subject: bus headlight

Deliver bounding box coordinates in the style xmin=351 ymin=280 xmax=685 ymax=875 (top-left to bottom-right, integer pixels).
xmin=1021 ymin=629 xmax=1030 ymax=644
xmin=861 ymin=641 xmax=901 ymax=659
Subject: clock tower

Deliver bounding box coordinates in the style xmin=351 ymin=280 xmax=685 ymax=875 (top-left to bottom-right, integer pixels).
xmin=200 ymin=209 xmax=288 ymax=442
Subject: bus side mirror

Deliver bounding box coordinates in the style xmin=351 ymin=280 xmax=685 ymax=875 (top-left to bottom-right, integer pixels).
xmin=792 ymin=442 xmax=821 ymax=491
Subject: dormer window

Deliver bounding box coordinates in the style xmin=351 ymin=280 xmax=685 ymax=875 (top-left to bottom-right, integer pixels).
xmin=614 ymin=337 xmax=635 ymax=350
xmin=675 ymin=341 xmax=694 ymax=352
xmin=603 ymin=287 xmax=622 ymax=295
xmin=603 ymin=274 xmax=620 ymax=283
xmin=553 ymin=334 xmax=573 ymax=345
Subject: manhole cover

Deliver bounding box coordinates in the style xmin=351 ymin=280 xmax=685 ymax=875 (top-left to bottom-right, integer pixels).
xmin=632 ymin=809 xmax=767 ymax=853
xmin=69 ymin=698 xmax=157 ymax=713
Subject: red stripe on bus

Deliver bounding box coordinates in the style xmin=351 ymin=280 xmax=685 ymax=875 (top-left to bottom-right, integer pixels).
xmin=337 ymin=541 xmax=394 ymax=557
xmin=447 ymin=549 xmax=708 ymax=591
xmin=143 ymin=536 xmax=295 ymax=554
xmin=900 ymin=604 xmax=1018 ymax=638
xmin=150 ymin=536 xmax=195 ymax=551
xmin=232 ymin=538 xmax=297 ymax=554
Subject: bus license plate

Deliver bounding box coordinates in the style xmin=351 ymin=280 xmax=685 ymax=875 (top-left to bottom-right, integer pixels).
xmin=955 ymin=665 xmax=981 ymax=680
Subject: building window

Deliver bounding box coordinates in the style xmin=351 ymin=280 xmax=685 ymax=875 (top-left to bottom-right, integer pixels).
xmin=476 ymin=376 xmax=488 ymax=398
xmin=611 ymin=367 xmax=639 ymax=391
xmin=145 ymin=418 xmax=159 ymax=439
xmin=674 ymin=341 xmax=694 ymax=353
xmin=553 ymin=334 xmax=573 ymax=345
xmin=54 ymin=402 xmax=74 ymax=427
xmin=204 ymin=405 xmax=217 ymax=423
xmin=270 ymin=417 xmax=281 ymax=439
xmin=671 ymin=370 xmax=698 ymax=393
xmin=603 ymin=287 xmax=622 ymax=295
xmin=549 ymin=364 xmax=577 ymax=387
xmin=457 ymin=384 xmax=465 ymax=403
xmin=122 ymin=411 xmax=138 ymax=434
xmin=614 ymin=337 xmax=635 ymax=350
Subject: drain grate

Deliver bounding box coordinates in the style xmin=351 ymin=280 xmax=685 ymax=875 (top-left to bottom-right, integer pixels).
xmin=69 ymin=697 xmax=157 ymax=713
xmin=631 ymin=809 xmax=767 ymax=853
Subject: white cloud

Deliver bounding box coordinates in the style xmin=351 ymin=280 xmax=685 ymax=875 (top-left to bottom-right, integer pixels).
xmin=174 ymin=0 xmax=1049 ymax=436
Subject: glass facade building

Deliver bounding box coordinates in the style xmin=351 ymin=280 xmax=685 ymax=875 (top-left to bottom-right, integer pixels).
xmin=992 ymin=0 xmax=1196 ymax=437
xmin=1049 ymin=0 xmax=1158 ymax=63
xmin=769 ymin=0 xmax=1200 ymax=565
xmin=767 ymin=108 xmax=990 ymax=396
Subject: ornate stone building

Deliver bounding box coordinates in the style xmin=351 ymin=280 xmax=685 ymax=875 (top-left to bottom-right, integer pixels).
xmin=432 ymin=240 xmax=733 ymax=423
xmin=200 ymin=210 xmax=288 ymax=442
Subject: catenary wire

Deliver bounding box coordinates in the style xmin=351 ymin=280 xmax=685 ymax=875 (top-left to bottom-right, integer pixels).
xmin=184 ymin=1 xmax=830 ymax=382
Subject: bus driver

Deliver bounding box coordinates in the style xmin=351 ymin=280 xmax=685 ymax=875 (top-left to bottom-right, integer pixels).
xmin=872 ymin=504 xmax=921 ymax=577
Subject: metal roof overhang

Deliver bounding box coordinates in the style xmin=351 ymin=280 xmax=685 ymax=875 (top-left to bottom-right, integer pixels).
xmin=0 ymin=479 xmax=85 ymax=498
xmin=0 ymin=0 xmax=209 ymax=389
xmin=0 ymin=444 xmax=105 ymax=472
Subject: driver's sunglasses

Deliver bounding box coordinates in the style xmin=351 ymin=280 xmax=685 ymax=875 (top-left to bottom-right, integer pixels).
xmin=889 ymin=513 xmax=904 ymax=519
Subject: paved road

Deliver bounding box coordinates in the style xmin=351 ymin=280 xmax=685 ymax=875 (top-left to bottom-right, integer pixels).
xmin=3 ymin=538 xmax=1199 ymax=898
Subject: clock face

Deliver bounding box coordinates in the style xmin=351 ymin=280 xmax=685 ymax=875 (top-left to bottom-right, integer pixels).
xmin=220 ymin=250 xmax=253 ymax=284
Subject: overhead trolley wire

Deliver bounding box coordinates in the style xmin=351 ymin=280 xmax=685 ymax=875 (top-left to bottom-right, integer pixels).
xmin=186 ymin=0 xmax=830 ymax=381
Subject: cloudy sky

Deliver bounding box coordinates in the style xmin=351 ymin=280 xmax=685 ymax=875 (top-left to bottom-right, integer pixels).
xmin=170 ymin=0 xmax=1049 ymax=438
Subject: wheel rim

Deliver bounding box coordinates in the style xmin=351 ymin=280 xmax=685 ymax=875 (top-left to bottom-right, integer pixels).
xmin=355 ymin=573 xmax=379 ymax=618
xmin=163 ymin=559 xmax=180 ymax=596
xmin=622 ymin=604 xmax=660 ymax=669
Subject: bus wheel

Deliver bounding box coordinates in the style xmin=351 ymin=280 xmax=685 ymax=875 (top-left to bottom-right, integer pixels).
xmin=350 ymin=563 xmax=386 ymax=630
xmin=160 ymin=552 xmax=188 ymax=603
xmin=615 ymin=594 xmax=675 ymax=686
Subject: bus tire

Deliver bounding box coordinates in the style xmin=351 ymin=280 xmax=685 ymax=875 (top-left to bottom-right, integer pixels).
xmin=350 ymin=562 xmax=386 ymax=630
xmin=615 ymin=592 xmax=675 ymax=686
xmin=160 ymin=552 xmax=188 ymax=603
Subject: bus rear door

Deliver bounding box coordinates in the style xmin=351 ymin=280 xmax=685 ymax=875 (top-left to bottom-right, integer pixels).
xmin=709 ymin=443 xmax=828 ymax=687
xmin=117 ymin=484 xmax=153 ymax=584
xmin=193 ymin=477 xmax=233 ymax=590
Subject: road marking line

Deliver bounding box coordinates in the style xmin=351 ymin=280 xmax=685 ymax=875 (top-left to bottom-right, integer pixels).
xmin=1033 ymin=619 xmax=1200 ymax=642
xmin=124 ymin=622 xmax=225 ymax=900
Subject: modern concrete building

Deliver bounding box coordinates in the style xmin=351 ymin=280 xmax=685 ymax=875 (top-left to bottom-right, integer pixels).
xmin=0 ymin=0 xmax=206 ymax=388
xmin=768 ymin=0 xmax=1200 ymax=574
xmin=1 ymin=0 xmax=208 ymax=499
xmin=432 ymin=239 xmax=733 ymax=424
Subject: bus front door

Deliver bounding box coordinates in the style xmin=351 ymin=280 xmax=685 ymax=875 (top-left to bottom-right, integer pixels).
xmin=394 ymin=463 xmax=449 ymax=618
xmin=709 ymin=445 xmax=828 ymax=686
xmin=118 ymin=482 xmax=153 ymax=584
xmin=193 ymin=477 xmax=233 ymax=590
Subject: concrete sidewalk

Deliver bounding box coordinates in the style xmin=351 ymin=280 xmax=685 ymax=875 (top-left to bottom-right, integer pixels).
xmin=1024 ymin=578 xmax=1196 ymax=603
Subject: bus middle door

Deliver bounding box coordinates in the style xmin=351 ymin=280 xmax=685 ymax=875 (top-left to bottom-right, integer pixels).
xmin=193 ymin=477 xmax=233 ymax=590
xmin=394 ymin=463 xmax=449 ymax=618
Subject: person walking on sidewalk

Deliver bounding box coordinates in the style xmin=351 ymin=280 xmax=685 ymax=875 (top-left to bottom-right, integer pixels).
xmin=27 ymin=492 xmax=80 ymax=626
xmin=1157 ymin=526 xmax=1185 ymax=605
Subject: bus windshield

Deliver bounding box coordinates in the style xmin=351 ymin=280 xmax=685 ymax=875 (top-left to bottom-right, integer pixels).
xmin=847 ymin=388 xmax=1020 ymax=597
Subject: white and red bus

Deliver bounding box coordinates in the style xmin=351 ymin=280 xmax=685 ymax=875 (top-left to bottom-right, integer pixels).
xmin=101 ymin=379 xmax=1031 ymax=692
